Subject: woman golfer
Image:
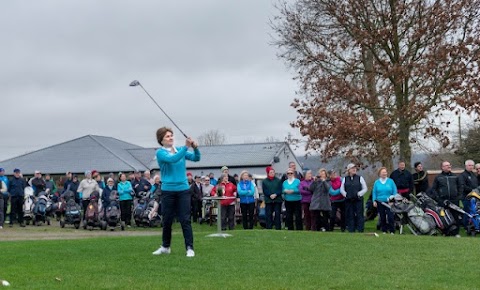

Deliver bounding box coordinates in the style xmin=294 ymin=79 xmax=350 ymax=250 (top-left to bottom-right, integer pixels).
xmin=152 ymin=127 xmax=200 ymax=257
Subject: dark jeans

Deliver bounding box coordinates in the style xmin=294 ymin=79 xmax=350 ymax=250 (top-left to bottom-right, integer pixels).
xmin=265 ymin=202 xmax=282 ymax=230
xmin=82 ymin=199 xmax=90 ymax=220
xmin=191 ymin=199 xmax=202 ymax=222
xmin=345 ymin=198 xmax=364 ymax=233
xmin=330 ymin=201 xmax=345 ymax=231
xmin=311 ymin=210 xmax=330 ymax=231
xmin=10 ymin=196 xmax=24 ymax=225
xmin=161 ymin=190 xmax=193 ymax=250
xmin=0 ymin=199 xmax=4 ymax=226
xmin=377 ymin=202 xmax=394 ymax=233
xmin=302 ymin=202 xmax=313 ymax=231
xmin=120 ymin=200 xmax=133 ymax=226
xmin=285 ymin=200 xmax=303 ymax=230
xmin=240 ymin=203 xmax=255 ymax=229
xmin=221 ymin=205 xmax=235 ymax=230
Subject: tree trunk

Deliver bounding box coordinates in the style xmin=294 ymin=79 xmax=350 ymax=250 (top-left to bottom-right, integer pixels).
xmin=398 ymin=119 xmax=412 ymax=168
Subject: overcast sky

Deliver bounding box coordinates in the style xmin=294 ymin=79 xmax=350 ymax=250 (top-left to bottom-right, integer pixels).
xmin=0 ymin=0 xmax=302 ymax=161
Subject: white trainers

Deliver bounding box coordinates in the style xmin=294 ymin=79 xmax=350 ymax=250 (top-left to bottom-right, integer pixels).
xmin=186 ymin=248 xmax=195 ymax=258
xmin=455 ymin=234 xmax=461 ymax=238
xmin=0 ymin=226 xmax=3 ymax=229
xmin=152 ymin=246 xmax=171 ymax=255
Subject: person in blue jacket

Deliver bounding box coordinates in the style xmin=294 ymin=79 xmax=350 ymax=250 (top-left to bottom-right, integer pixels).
xmin=0 ymin=168 xmax=9 ymax=224
xmin=372 ymin=167 xmax=397 ymax=234
xmin=283 ymin=168 xmax=302 ymax=230
xmin=117 ymin=173 xmax=133 ymax=227
xmin=152 ymin=127 xmax=200 ymax=258
xmin=237 ymin=170 xmax=256 ymax=230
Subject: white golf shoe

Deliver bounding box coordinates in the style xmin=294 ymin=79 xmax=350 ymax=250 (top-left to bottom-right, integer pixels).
xmin=152 ymin=246 xmax=171 ymax=255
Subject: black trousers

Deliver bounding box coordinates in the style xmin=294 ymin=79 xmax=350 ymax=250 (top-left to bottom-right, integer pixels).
xmin=240 ymin=203 xmax=255 ymax=229
xmin=191 ymin=199 xmax=202 ymax=222
xmin=82 ymin=199 xmax=90 ymax=220
xmin=330 ymin=201 xmax=346 ymax=231
xmin=221 ymin=205 xmax=236 ymax=230
xmin=162 ymin=190 xmax=193 ymax=250
xmin=10 ymin=196 xmax=24 ymax=224
xmin=285 ymin=200 xmax=303 ymax=230
xmin=120 ymin=200 xmax=133 ymax=225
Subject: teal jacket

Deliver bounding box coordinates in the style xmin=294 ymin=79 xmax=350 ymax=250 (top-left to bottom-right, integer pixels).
xmin=282 ymin=179 xmax=301 ymax=202
xmin=372 ymin=178 xmax=397 ymax=203
xmin=156 ymin=146 xmax=200 ymax=192
xmin=117 ymin=181 xmax=133 ymax=201
xmin=237 ymin=180 xmax=255 ymax=204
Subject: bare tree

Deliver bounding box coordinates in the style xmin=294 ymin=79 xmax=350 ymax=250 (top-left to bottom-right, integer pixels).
xmin=265 ymin=136 xmax=281 ymax=142
xmin=272 ymin=0 xmax=480 ymax=168
xmin=197 ymin=129 xmax=226 ymax=146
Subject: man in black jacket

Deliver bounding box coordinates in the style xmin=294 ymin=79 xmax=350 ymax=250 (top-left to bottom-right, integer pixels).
xmin=281 ymin=162 xmax=304 ymax=182
xmin=390 ymin=161 xmax=414 ymax=199
xmin=458 ymin=159 xmax=478 ymax=230
xmin=430 ymin=161 xmax=463 ymax=236
xmin=8 ymin=169 xmax=27 ymax=227
xmin=412 ymin=162 xmax=429 ymax=194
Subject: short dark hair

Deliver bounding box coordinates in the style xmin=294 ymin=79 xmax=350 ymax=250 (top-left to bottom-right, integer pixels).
xmin=414 ymin=162 xmax=422 ymax=168
xmin=156 ymin=127 xmax=173 ymax=146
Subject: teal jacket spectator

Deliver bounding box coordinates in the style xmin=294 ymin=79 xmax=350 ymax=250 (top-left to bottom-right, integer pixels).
xmin=156 ymin=146 xmax=200 ymax=192
xmin=282 ymin=179 xmax=301 ymax=202
xmin=237 ymin=180 xmax=255 ymax=204
xmin=372 ymin=178 xmax=397 ymax=203
xmin=117 ymin=181 xmax=133 ymax=201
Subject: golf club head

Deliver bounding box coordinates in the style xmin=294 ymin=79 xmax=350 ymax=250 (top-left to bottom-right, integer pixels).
xmin=129 ymin=80 xmax=140 ymax=87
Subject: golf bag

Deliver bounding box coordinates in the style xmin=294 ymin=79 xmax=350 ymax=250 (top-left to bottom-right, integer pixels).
xmin=133 ymin=191 xmax=149 ymax=227
xmin=466 ymin=190 xmax=480 ymax=236
xmin=143 ymin=193 xmax=161 ymax=227
xmin=104 ymin=190 xmax=124 ymax=230
xmin=23 ymin=187 xmax=35 ymax=224
xmin=84 ymin=191 xmax=101 ymax=230
xmin=387 ymin=195 xmax=436 ymax=235
xmin=60 ymin=190 xmax=82 ymax=229
xmin=33 ymin=191 xmax=51 ymax=226
xmin=414 ymin=192 xmax=458 ymax=236
xmin=50 ymin=192 xmax=66 ymax=221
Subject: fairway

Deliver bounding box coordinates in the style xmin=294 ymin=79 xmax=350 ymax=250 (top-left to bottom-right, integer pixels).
xmin=0 ymin=222 xmax=476 ymax=290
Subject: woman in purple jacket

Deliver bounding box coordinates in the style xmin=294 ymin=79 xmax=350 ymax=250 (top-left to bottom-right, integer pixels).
xmin=299 ymin=170 xmax=314 ymax=231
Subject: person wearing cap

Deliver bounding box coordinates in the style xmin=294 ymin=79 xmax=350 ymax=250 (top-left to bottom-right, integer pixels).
xmin=8 ymin=169 xmax=27 ymax=227
xmin=299 ymin=170 xmax=314 ymax=231
xmin=283 ymin=168 xmax=303 ymax=230
xmin=152 ymin=127 xmax=200 ymax=258
xmin=0 ymin=168 xmax=9 ymax=222
xmin=372 ymin=167 xmax=397 ymax=234
xmin=340 ymin=163 xmax=368 ymax=233
xmin=77 ymin=170 xmax=100 ymax=219
xmin=217 ymin=166 xmax=237 ymax=185
xmin=328 ymin=169 xmax=345 ymax=232
xmin=412 ymin=162 xmax=428 ymax=195
xmin=30 ymin=170 xmax=46 ymax=196
xmin=262 ymin=166 xmax=283 ymax=230
xmin=390 ymin=160 xmax=414 ymax=200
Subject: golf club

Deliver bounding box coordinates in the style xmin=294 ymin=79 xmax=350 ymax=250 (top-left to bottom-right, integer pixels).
xmin=129 ymin=80 xmax=188 ymax=138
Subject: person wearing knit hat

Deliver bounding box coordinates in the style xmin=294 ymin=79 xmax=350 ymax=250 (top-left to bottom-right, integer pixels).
xmin=152 ymin=126 xmax=201 ymax=258
xmin=217 ymin=166 xmax=237 ymax=186
xmin=262 ymin=166 xmax=283 ymax=230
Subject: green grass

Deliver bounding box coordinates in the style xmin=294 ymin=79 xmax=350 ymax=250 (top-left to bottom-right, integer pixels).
xmin=0 ymin=221 xmax=477 ymax=290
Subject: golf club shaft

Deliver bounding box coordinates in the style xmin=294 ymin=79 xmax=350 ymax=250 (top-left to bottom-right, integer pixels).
xmin=138 ymin=84 xmax=189 ymax=138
